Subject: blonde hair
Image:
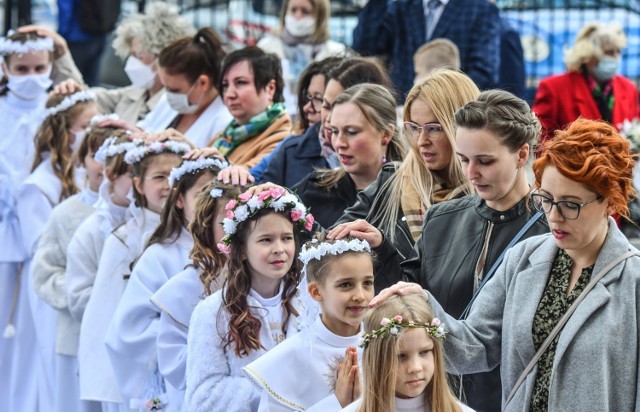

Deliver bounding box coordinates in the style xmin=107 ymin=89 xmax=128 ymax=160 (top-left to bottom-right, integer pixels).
xmin=371 ymin=70 xmax=478 ymax=243
xmin=316 ymin=83 xmax=405 ymax=189
xmin=413 ymin=38 xmax=461 ymax=73
xmin=32 ymin=93 xmax=97 ymax=201
xmin=564 ymin=22 xmax=627 ymax=72
xmin=359 ymin=294 xmax=461 ymax=412
xmin=277 ymin=0 xmax=331 ymax=43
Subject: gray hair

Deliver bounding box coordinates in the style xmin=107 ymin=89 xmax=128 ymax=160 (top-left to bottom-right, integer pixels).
xmin=564 ymin=22 xmax=627 ymax=72
xmin=112 ymin=2 xmax=195 ymax=60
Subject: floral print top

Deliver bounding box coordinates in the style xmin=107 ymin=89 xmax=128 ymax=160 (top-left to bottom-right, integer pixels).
xmin=530 ymin=248 xmax=594 ymax=412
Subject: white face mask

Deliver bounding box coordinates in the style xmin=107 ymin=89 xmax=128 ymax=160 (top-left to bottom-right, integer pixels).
xmin=284 ymin=15 xmax=316 ymax=37
xmin=70 ymin=129 xmax=86 ymax=152
xmin=5 ymin=65 xmax=53 ymax=101
xmin=165 ymin=82 xmax=201 ymax=114
xmin=592 ymin=56 xmax=620 ymax=82
xmin=124 ymin=56 xmax=155 ymax=90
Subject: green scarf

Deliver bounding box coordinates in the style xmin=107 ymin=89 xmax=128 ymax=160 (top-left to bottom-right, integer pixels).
xmin=213 ymin=102 xmax=287 ymax=156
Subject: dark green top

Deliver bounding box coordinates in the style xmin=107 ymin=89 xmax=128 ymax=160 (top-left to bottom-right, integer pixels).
xmin=530 ymin=248 xmax=594 ymax=411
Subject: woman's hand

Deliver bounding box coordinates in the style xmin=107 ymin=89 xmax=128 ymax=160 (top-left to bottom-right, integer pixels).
xmin=217 ymin=165 xmax=254 ymax=186
xmin=327 ymin=219 xmax=383 ymax=248
xmin=145 ymin=128 xmax=195 ymax=148
xmin=240 ymin=182 xmax=287 ymax=196
xmin=183 ymin=147 xmax=225 ymax=161
xmin=368 ymin=281 xmax=428 ymax=307
xmin=335 ymin=346 xmax=359 ymax=407
xmin=18 ymin=25 xmax=69 ymax=59
xmin=95 ymin=118 xmax=144 ymax=135
xmin=53 ymin=78 xmax=84 ymax=95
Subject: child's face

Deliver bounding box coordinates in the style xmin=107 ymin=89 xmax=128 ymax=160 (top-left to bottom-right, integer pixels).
xmin=69 ymin=104 xmax=99 ymax=145
xmin=177 ymin=172 xmax=215 ymax=224
xmin=243 ymin=213 xmax=296 ymax=298
xmin=4 ymin=50 xmax=50 ymax=76
xmin=83 ymin=151 xmax=104 ymax=192
xmin=395 ymin=329 xmax=435 ymax=400
xmin=135 ymin=153 xmax=181 ymax=214
xmin=110 ymin=170 xmax=133 ymax=207
xmin=309 ymin=253 xmax=374 ymax=337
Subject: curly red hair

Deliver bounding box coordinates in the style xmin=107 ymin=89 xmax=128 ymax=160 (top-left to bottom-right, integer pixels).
xmin=533 ymin=117 xmax=636 ymax=220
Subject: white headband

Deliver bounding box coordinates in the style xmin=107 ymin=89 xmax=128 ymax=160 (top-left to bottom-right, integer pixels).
xmin=168 ymin=157 xmax=229 ymax=187
xmin=124 ymin=140 xmax=191 ymax=165
xmin=298 ymin=238 xmax=372 ymax=266
xmin=0 ymin=35 xmax=54 ymax=55
xmin=44 ymin=90 xmax=97 ymax=119
xmin=94 ymin=137 xmax=140 ymax=163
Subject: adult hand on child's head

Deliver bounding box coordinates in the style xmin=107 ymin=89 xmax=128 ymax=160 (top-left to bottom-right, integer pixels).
xmin=327 ymin=219 xmax=383 ymax=248
xmin=97 ymin=118 xmax=143 ymax=135
xmin=53 ymin=78 xmax=83 ymax=95
xmin=18 ymin=25 xmax=68 ymax=58
xmin=183 ymin=147 xmax=225 ymax=161
xmin=145 ymin=128 xmax=195 ymax=148
xmin=217 ymin=165 xmax=254 ymax=186
xmin=241 ymin=182 xmax=288 ymax=196
xmin=368 ymin=281 xmax=428 ymax=308
xmin=335 ymin=346 xmax=359 ymax=407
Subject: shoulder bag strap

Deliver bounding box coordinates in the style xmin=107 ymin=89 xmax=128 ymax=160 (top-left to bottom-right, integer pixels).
xmin=504 ymin=249 xmax=640 ymax=407
xmin=459 ymin=211 xmax=543 ymax=320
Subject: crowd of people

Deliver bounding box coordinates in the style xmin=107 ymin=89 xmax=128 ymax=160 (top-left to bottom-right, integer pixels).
xmin=1 ymin=1 xmax=640 ymax=411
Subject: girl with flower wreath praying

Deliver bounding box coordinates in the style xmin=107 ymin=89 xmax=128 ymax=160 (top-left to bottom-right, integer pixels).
xmin=77 ymin=138 xmax=189 ymax=411
xmin=341 ymin=294 xmax=473 ymax=412
xmin=105 ymin=153 xmax=223 ymax=411
xmin=151 ymin=179 xmax=244 ymax=399
xmin=243 ymin=235 xmax=375 ymax=411
xmin=12 ymin=88 xmax=99 ymax=410
xmin=185 ymin=187 xmax=313 ymax=411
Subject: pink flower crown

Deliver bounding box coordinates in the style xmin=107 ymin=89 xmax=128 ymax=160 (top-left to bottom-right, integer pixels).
xmin=216 ymin=187 xmax=314 ymax=254
xmin=358 ymin=315 xmax=446 ymax=349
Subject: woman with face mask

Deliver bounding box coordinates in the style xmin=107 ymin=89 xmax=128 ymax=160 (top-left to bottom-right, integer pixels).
xmin=52 ymin=2 xmax=195 ymax=125
xmin=533 ymin=22 xmax=638 ymax=143
xmin=257 ymin=0 xmax=346 ymax=120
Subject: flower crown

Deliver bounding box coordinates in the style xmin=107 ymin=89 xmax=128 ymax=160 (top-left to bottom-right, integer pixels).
xmin=168 ymin=157 xmax=229 ymax=187
xmin=216 ymin=187 xmax=314 ymax=254
xmin=299 ymin=238 xmax=371 ymax=267
xmin=359 ymin=315 xmax=446 ymax=349
xmin=0 ymin=34 xmax=54 ymax=55
xmin=44 ymin=90 xmax=97 ymax=119
xmin=95 ymin=137 xmax=140 ymax=163
xmin=124 ymin=140 xmax=191 ymax=165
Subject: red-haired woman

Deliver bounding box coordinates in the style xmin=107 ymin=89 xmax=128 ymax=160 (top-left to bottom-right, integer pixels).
xmin=371 ymin=117 xmax=640 ymax=411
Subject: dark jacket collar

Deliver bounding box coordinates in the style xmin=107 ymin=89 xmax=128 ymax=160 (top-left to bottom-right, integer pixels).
xmin=473 ymin=195 xmax=533 ymax=223
xmin=294 ymin=122 xmax=323 ymax=159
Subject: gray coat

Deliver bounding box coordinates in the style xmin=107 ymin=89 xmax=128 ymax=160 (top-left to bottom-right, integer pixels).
xmin=429 ymin=217 xmax=640 ymax=411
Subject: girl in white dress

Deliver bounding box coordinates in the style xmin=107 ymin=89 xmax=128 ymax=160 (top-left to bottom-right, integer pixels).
xmin=78 ymin=140 xmax=189 ymax=412
xmin=105 ymin=155 xmax=220 ymax=411
xmin=0 ymin=31 xmax=55 ymax=412
xmin=30 ymin=123 xmax=114 ymax=412
xmin=244 ymin=237 xmax=375 ymax=411
xmin=341 ymin=294 xmax=473 ymax=412
xmin=185 ymin=187 xmax=314 ymax=412
xmin=151 ymin=177 xmax=242 ymax=396
xmin=15 ymin=89 xmax=98 ymax=411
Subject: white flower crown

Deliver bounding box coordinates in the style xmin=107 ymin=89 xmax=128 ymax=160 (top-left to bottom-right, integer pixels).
xmin=0 ymin=35 xmax=54 ymax=55
xmin=94 ymin=137 xmax=140 ymax=163
xmin=210 ymin=188 xmax=223 ymax=198
xmin=299 ymin=238 xmax=372 ymax=267
xmin=124 ymin=140 xmax=191 ymax=165
xmin=44 ymin=90 xmax=97 ymax=119
xmin=217 ymin=187 xmax=314 ymax=254
xmin=168 ymin=157 xmax=229 ymax=187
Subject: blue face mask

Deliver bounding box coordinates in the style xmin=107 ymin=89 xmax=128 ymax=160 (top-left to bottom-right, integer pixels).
xmin=592 ymin=56 xmax=620 ymax=82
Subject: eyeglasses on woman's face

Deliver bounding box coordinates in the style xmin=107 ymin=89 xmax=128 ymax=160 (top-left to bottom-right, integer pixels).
xmin=403 ymin=121 xmax=444 ymax=141
xmin=304 ymin=93 xmax=323 ymax=112
xmin=531 ymin=192 xmax=603 ymax=220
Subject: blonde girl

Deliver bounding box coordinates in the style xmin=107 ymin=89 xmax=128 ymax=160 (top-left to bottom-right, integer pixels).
xmin=105 ymin=154 xmax=222 ymax=411
xmin=342 ymin=294 xmax=472 ymax=412
xmin=12 ymin=89 xmax=98 ymax=411
xmin=30 ymin=121 xmax=113 ymax=412
xmin=185 ymin=187 xmax=314 ymax=411
xmin=245 ymin=236 xmax=375 ymax=411
xmin=78 ymin=139 xmax=189 ymax=411
xmin=151 ymin=178 xmax=243 ymax=397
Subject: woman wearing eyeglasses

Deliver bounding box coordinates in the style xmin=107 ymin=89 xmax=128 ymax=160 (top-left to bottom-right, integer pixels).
xmin=370 ymin=116 xmax=640 ymax=411
xmin=330 ymin=89 xmax=549 ymax=410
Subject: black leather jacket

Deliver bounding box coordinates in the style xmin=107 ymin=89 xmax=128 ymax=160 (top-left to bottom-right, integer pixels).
xmin=401 ymin=194 xmax=548 ymax=412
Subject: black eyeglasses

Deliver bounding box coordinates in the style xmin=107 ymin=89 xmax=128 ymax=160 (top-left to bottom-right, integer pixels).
xmin=531 ymin=193 xmax=603 ymax=220
xmin=403 ymin=122 xmax=444 ymax=141
xmin=305 ymin=94 xmax=324 ymax=111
